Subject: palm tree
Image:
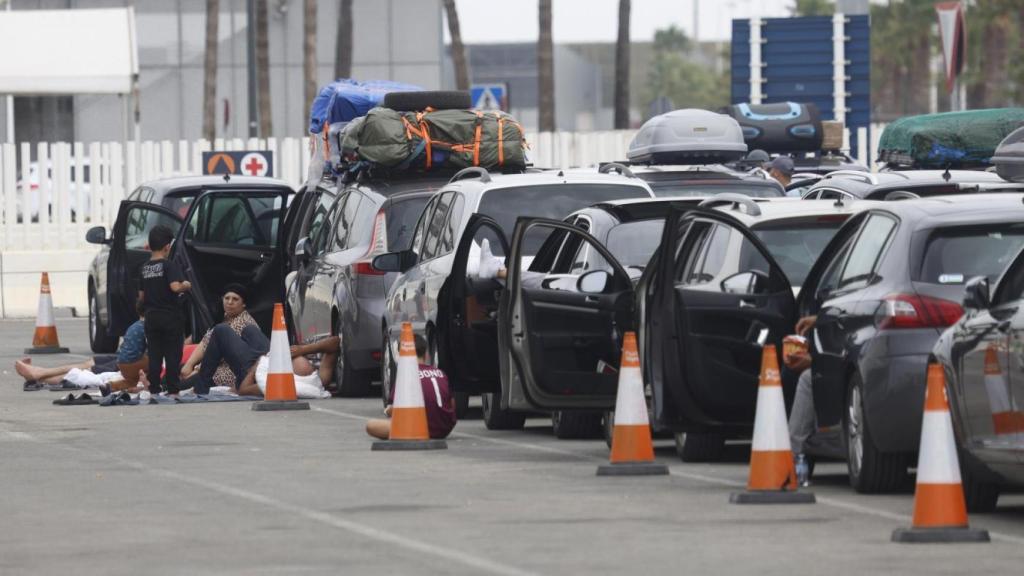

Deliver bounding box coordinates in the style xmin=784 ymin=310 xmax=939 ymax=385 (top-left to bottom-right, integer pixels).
xmin=613 ymin=0 xmax=630 ymax=129
xmin=443 ymin=0 xmax=469 ymax=91
xmin=202 ymin=0 xmax=220 ymax=141
xmin=334 ymin=0 xmax=353 ymax=79
xmin=256 ymin=0 xmax=272 ymax=137
xmin=538 ymin=0 xmax=555 ymax=132
xmin=303 ymin=0 xmax=317 ymax=114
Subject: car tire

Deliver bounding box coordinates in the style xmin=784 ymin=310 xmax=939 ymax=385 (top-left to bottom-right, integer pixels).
xmin=674 ymin=432 xmax=726 ymax=462
xmin=961 ymin=459 xmax=1000 ymax=513
xmin=481 ymin=392 xmax=526 ymax=430
xmin=336 ymin=348 xmax=372 ymax=398
xmin=551 ymin=410 xmax=604 ymax=439
xmin=844 ymin=373 xmax=910 ymax=493
xmin=602 ymin=410 xmax=615 ymax=448
xmin=382 ymin=90 xmax=472 ymax=112
xmin=380 ymin=330 xmax=396 ymax=409
xmin=454 ymin=392 xmax=471 ymax=419
xmin=88 ymin=283 xmax=118 ymax=353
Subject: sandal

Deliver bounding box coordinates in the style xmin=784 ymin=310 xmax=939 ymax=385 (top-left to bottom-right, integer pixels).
xmin=53 ymin=393 xmax=94 ymax=405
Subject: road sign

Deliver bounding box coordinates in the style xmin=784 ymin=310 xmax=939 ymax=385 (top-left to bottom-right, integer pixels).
xmin=202 ymin=150 xmax=274 ymax=177
xmin=471 ymin=84 xmax=507 ymax=111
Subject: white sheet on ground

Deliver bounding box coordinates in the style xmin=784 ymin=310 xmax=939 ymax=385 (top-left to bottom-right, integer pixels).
xmin=63 ymin=368 xmax=123 ymax=388
xmin=254 ymin=356 xmax=330 ymax=399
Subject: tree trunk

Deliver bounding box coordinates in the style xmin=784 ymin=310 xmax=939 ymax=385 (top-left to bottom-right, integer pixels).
xmin=202 ymin=0 xmax=220 ymax=141
xmin=443 ymin=0 xmax=469 ymax=91
xmin=303 ymin=0 xmax=318 ymax=119
xmin=613 ymin=0 xmax=630 ymax=129
xmin=538 ymin=0 xmax=555 ymax=132
xmin=334 ymin=0 xmax=353 ymax=79
xmin=256 ymin=0 xmax=272 ymax=137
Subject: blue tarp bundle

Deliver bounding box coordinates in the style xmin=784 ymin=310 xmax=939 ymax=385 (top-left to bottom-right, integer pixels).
xmin=308 ymin=79 xmax=423 ymax=134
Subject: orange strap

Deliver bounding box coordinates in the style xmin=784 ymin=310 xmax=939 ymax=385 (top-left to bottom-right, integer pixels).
xmin=473 ymin=111 xmax=483 ymax=167
xmin=495 ymin=113 xmax=505 ymax=166
xmin=417 ymin=112 xmax=433 ymax=170
xmin=322 ymin=123 xmax=330 ymax=161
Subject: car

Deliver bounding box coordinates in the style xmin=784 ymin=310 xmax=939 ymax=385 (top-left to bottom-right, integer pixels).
xmin=285 ymin=173 xmax=449 ymax=396
xmin=497 ymin=196 xmax=878 ymax=449
xmin=800 ymin=169 xmax=1022 ymax=201
xmin=373 ymin=168 xmax=656 ymax=418
xmin=797 ymin=194 xmax=1024 ymax=493
xmin=17 ymin=159 xmax=93 ymax=222
xmin=85 ymin=175 xmax=297 ymax=352
xmin=595 ymin=162 xmax=786 ymax=198
xmin=932 ymin=257 xmax=1024 ymax=512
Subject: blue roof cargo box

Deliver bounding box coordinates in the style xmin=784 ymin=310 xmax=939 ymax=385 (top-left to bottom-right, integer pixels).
xmin=308 ymin=79 xmax=423 ymax=134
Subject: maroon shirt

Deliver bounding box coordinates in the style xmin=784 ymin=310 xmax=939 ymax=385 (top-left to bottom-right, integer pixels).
xmin=389 ymin=364 xmax=457 ymax=438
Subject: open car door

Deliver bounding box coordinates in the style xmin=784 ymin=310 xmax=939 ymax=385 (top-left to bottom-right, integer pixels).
xmin=651 ymin=206 xmax=796 ymax=433
xmin=175 ymin=185 xmax=292 ymax=337
xmin=503 ymin=217 xmax=634 ymax=412
xmin=438 ymin=213 xmax=509 ymax=395
xmin=107 ymin=201 xmax=183 ymax=337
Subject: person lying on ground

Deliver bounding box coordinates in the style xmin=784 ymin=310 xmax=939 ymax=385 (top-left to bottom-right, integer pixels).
xmin=234 ymin=335 xmax=340 ymax=398
xmin=366 ymin=334 xmax=457 ymax=441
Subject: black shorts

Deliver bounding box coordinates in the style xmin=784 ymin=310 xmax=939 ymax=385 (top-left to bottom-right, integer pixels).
xmin=91 ymin=355 xmax=119 ymax=374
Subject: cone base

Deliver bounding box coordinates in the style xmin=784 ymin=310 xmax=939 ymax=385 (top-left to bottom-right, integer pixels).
xmin=730 ymin=490 xmax=816 ymax=504
xmin=251 ymin=401 xmax=311 ymax=412
xmin=596 ymin=462 xmax=669 ymax=476
xmin=25 ymin=346 xmax=69 ymax=354
xmin=891 ymin=527 xmax=990 ymax=543
xmin=372 ymin=439 xmax=448 ymax=451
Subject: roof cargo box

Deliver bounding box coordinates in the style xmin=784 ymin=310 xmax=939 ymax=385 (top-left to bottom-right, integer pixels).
xmin=877 ymin=108 xmax=1024 ymax=169
xmin=627 ymin=109 xmax=747 ymax=164
xmin=723 ymin=102 xmax=823 ymax=153
xmin=993 ymin=126 xmax=1024 ymax=183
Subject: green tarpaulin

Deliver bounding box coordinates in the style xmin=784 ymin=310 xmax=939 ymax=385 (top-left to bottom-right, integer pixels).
xmin=877 ymin=108 xmax=1024 ymax=169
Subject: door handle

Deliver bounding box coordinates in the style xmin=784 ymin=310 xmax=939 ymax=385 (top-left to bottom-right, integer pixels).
xmin=584 ymin=295 xmax=599 ymax=304
xmin=739 ymin=298 xmax=757 ymax=309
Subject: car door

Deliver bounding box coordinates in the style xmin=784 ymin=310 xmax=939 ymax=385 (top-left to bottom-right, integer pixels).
xmin=504 ymin=217 xmax=634 ymax=411
xmin=955 ymin=298 xmax=1015 ymax=454
xmin=107 ymin=201 xmax=183 ymax=336
xmin=989 ymin=251 xmax=1024 ymax=463
xmin=654 ymin=207 xmax=796 ymax=430
xmin=291 ymin=188 xmax=338 ymax=340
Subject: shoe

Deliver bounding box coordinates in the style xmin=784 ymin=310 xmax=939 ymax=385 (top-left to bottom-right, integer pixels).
xmin=477 ymin=238 xmax=501 ymax=280
xmin=98 ymin=384 xmax=112 ymax=397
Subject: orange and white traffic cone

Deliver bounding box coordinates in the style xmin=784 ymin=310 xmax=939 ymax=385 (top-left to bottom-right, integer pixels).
xmin=892 ymin=363 xmax=989 ymax=542
xmin=983 ymin=345 xmax=1024 ymax=441
xmin=25 ymin=273 xmax=69 ymax=354
xmin=597 ymin=332 xmax=667 ymax=476
xmin=372 ymin=322 xmax=447 ymax=451
xmin=252 ymin=303 xmax=309 ymax=412
xmin=730 ymin=344 xmax=814 ymax=504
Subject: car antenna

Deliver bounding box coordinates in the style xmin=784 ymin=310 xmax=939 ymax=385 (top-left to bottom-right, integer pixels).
xmin=222 ymin=172 xmax=231 ymax=182
xmin=942 ymin=164 xmax=952 ymax=182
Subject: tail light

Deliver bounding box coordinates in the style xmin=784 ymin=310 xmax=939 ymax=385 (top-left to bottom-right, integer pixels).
xmin=353 ymin=260 xmax=386 ymax=276
xmin=875 ymin=294 xmax=964 ymax=330
xmin=352 ymin=209 xmax=390 ymax=277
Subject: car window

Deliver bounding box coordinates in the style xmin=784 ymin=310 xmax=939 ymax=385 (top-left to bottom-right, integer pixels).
xmin=334 ymin=193 xmax=362 ymax=250
xmin=347 ymin=194 xmax=378 ymax=249
xmin=519 ymin=222 xmax=625 ymax=292
xmin=305 ymin=191 xmax=336 ymax=254
xmin=838 ymin=214 xmax=897 ymax=290
xmin=750 ymin=220 xmax=845 ymax=287
xmin=680 ymin=221 xmax=772 ymax=294
xmin=421 ymin=192 xmax=454 ymax=261
xmin=386 ymin=196 xmax=431 ymax=252
xmin=411 ymin=196 xmax=438 ymax=258
xmin=994 ymin=249 xmax=1024 ymax=305
xmin=188 ymin=193 xmax=282 ymax=247
xmin=605 ymin=219 xmax=665 ymax=271
xmin=161 ymin=192 xmax=199 ymax=219
xmin=438 ymin=194 xmax=465 ymax=256
xmin=680 ymin=223 xmax=731 ymax=285
xmin=817 ymin=189 xmax=847 ymax=201
xmin=643 ymin=179 xmax=783 ymax=198
xmin=917 ymin=224 xmax=1024 ymax=286
xmin=124 ymin=205 xmax=181 ymax=250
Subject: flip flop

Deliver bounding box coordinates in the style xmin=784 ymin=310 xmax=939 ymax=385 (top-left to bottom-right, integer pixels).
xmin=52 ymin=393 xmax=78 ymax=405
xmin=23 ymin=380 xmax=43 ymax=392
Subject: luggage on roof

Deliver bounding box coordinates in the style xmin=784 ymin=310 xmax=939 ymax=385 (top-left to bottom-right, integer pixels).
xmin=722 ymin=102 xmax=824 ymax=153
xmin=877 ymin=108 xmax=1024 ymax=169
xmin=993 ymin=126 xmax=1024 ymax=183
xmin=627 ymin=109 xmax=748 ymax=164
xmin=308 ymin=79 xmax=423 ymax=134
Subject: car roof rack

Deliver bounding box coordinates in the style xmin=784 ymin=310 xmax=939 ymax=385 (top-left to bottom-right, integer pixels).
xmin=823 ymin=170 xmax=879 ymax=186
xmin=598 ymin=162 xmax=636 ymax=178
xmin=449 ymin=167 xmax=492 ymax=184
xmin=698 ymin=193 xmax=762 ymax=216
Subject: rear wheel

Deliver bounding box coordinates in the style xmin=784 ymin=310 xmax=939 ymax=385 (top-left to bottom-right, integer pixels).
xmin=674 ymin=432 xmax=726 ymax=462
xmin=602 ymin=411 xmax=615 ymax=447
xmin=88 ymin=283 xmax=118 ymax=353
xmin=481 ymin=392 xmax=526 ymax=430
xmin=336 ymin=348 xmax=372 ymax=397
xmin=551 ymin=410 xmax=604 ymax=439
xmin=453 ymin=392 xmax=471 ymax=419
xmin=844 ymin=374 xmax=910 ymax=493
xmin=380 ymin=330 xmax=396 ymax=408
xmin=961 ymin=459 xmax=1000 ymax=513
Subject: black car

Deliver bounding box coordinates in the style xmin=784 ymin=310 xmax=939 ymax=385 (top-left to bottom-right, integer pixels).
xmin=932 ymin=254 xmax=1024 ymax=512
xmin=798 ymin=194 xmax=1024 ymax=493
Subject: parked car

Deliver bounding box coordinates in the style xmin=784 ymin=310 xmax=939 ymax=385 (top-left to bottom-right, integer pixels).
xmin=932 ymin=262 xmax=1024 ymax=512
xmin=797 ymin=194 xmax=1024 ymax=493
xmin=285 ymin=173 xmax=449 ymax=396
xmin=596 ymin=162 xmax=786 ymax=198
xmin=86 ymin=175 xmax=297 ymax=352
xmin=374 ymin=168 xmax=656 ymax=416
xmin=800 ymin=169 xmax=1021 ymax=201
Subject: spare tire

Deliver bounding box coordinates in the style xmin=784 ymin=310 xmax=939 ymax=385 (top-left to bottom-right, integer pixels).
xmin=383 ymin=90 xmax=472 ymax=112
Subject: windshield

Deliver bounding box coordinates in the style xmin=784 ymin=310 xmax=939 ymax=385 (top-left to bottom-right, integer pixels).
xmin=605 ymin=219 xmax=665 ymax=269
xmin=917 ymin=224 xmax=1024 ymax=285
xmin=477 ymin=184 xmax=649 ymax=255
xmin=748 ymin=221 xmax=846 ymax=287
xmin=647 ymin=181 xmax=783 ymax=198
xmin=386 ymin=195 xmax=431 ymax=252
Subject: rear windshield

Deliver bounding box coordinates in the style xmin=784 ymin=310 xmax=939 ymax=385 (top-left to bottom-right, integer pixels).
xmin=386 ymin=196 xmax=431 ymax=252
xmin=161 ymin=193 xmax=198 ymax=219
xmin=606 ymin=219 xmax=665 ymax=269
xmin=477 ymin=184 xmax=649 ymax=254
xmin=917 ymin=224 xmax=1024 ymax=285
xmin=749 ymin=221 xmax=846 ymax=287
xmin=647 ymin=181 xmax=783 ymax=198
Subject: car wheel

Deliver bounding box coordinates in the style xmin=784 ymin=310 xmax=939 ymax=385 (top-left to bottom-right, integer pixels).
xmin=674 ymin=432 xmax=726 ymax=462
xmin=602 ymin=410 xmax=615 ymax=448
xmin=88 ymin=283 xmax=118 ymax=353
xmin=453 ymin=392 xmax=471 ymax=419
xmin=844 ymin=374 xmax=910 ymax=493
xmin=961 ymin=458 xmax=1000 ymax=513
xmin=481 ymin=392 xmax=525 ymax=430
xmin=380 ymin=330 xmax=396 ymax=409
xmin=551 ymin=410 xmax=604 ymax=439
xmin=382 ymin=90 xmax=473 ymax=112
xmin=335 ymin=347 xmax=372 ymax=397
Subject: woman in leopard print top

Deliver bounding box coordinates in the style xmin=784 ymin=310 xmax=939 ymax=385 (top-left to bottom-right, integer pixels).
xmin=181 ymin=284 xmax=267 ymax=391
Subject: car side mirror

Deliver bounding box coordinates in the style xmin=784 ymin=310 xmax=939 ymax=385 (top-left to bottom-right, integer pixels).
xmin=721 ymin=270 xmax=768 ymax=295
xmin=577 ymin=269 xmax=611 ymax=294
xmin=294 ymin=236 xmax=311 ymax=263
xmin=373 ymin=250 xmax=416 ymax=273
xmin=86 ymin=226 xmax=109 ymax=245
xmin=963 ymin=276 xmax=990 ymax=311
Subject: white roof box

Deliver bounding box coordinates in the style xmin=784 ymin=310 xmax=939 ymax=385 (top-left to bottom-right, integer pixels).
xmin=628 ymin=109 xmax=748 ymax=164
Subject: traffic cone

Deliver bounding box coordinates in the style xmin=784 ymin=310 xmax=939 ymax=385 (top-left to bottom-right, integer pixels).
xmin=892 ymin=363 xmax=989 ymax=542
xmin=983 ymin=345 xmax=1024 ymax=440
xmin=371 ymin=322 xmax=447 ymax=451
xmin=25 ymin=273 xmax=69 ymax=354
xmin=252 ymin=303 xmax=310 ymax=412
xmin=597 ymin=332 xmax=668 ymax=476
xmin=730 ymin=344 xmax=815 ymax=504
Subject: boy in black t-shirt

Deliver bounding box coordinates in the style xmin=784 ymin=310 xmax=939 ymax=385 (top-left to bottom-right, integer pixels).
xmin=138 ymin=225 xmax=191 ymax=394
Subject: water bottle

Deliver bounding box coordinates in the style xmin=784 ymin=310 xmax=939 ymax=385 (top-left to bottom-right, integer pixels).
xmin=139 ymin=388 xmax=152 ymax=405
xmin=795 ymin=453 xmax=810 ymax=487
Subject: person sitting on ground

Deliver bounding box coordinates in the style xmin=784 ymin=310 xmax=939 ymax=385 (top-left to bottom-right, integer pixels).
xmin=786 ymin=315 xmax=818 ymax=469
xmin=366 ymin=334 xmax=457 ymax=441
xmin=14 ymin=300 xmax=149 ymax=393
xmin=179 ymin=284 xmax=268 ymax=395
xmin=234 ymin=336 xmax=340 ymax=398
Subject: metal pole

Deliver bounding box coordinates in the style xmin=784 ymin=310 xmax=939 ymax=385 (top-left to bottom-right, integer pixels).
xmin=246 ymin=0 xmax=258 ymax=137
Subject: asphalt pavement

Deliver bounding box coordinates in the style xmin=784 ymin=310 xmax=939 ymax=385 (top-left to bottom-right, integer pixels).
xmin=2 ymin=317 xmax=1023 ymax=575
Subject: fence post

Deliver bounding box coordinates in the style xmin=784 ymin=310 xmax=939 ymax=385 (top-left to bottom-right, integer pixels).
xmin=123 ymin=141 xmax=136 ymax=202
xmin=19 ymin=143 xmax=30 ymax=244
xmin=2 ymin=144 xmax=16 ymax=251
xmin=178 ymin=140 xmax=190 ymax=175
xmin=38 ymin=143 xmax=51 ymax=250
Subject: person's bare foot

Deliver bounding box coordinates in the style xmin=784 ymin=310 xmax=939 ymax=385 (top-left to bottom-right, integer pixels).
xmin=20 ymin=357 xmax=32 ymax=365
xmin=15 ymin=359 xmax=39 ymax=381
